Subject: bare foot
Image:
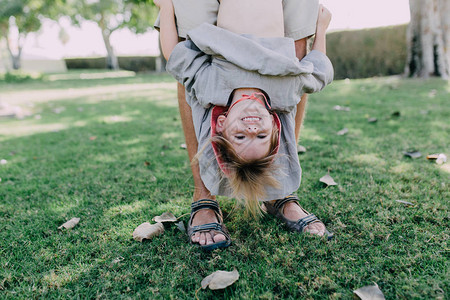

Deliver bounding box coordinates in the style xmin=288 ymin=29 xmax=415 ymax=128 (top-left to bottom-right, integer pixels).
xmin=190 ymin=208 xmax=227 ymax=246
xmin=282 ymin=201 xmax=326 ymax=236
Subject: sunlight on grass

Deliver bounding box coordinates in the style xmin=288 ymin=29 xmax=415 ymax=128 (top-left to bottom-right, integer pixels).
xmin=102 ymin=115 xmax=133 ymax=123
xmin=438 ymin=163 xmax=450 ymax=174
xmin=47 ymin=71 xmax=136 ymax=81
xmin=161 ymin=132 xmax=178 ymax=139
xmin=42 ymin=264 xmax=91 ymax=289
xmin=301 ymin=127 xmax=324 ymax=141
xmin=3 ymin=82 xmax=176 ymax=105
xmin=0 ymin=122 xmax=67 ymax=138
xmin=351 ymin=153 xmax=386 ymax=168
xmin=104 ymin=201 xmax=149 ymax=218
xmin=390 ymin=162 xmax=414 ymax=174
xmin=117 ymin=138 xmax=141 ymax=146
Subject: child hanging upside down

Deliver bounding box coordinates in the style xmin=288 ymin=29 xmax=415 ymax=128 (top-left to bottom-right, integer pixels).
xmin=155 ymin=0 xmax=334 ymax=250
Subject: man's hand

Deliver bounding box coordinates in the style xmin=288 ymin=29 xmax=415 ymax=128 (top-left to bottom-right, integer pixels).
xmin=154 ymin=0 xmax=172 ymax=9
xmin=316 ymin=4 xmax=332 ymax=34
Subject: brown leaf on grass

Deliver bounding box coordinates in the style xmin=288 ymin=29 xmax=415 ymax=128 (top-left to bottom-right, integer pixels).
xmin=320 ymin=174 xmax=337 ymax=186
xmin=353 ymin=283 xmax=385 ymax=300
xmin=201 ymin=269 xmax=239 ymax=290
xmin=58 ymin=217 xmax=80 ymax=229
xmin=403 ymin=150 xmax=421 ymax=159
xmin=144 ymin=161 xmax=150 ymax=166
xmin=337 ymin=128 xmax=349 ymax=136
xmin=297 ymin=145 xmax=307 ymax=154
xmin=427 ymin=154 xmax=439 ymax=160
xmin=152 ymin=212 xmax=177 ymax=223
xmin=132 ymin=222 xmax=164 ymax=242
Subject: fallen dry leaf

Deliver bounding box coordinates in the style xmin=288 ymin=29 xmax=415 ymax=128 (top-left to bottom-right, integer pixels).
xmin=353 ymin=283 xmax=386 ymax=300
xmin=337 ymin=128 xmax=349 ymax=136
xmin=152 ymin=212 xmax=177 ymax=223
xmin=403 ymin=150 xmax=422 ymax=159
xmin=427 ymin=154 xmax=439 ymax=160
xmin=436 ymin=154 xmax=447 ymax=165
xmin=333 ymin=105 xmax=350 ymax=111
xmin=175 ymin=221 xmax=186 ymax=233
xmin=297 ymin=145 xmax=307 ymax=154
xmin=144 ymin=161 xmax=151 ymax=166
xmin=395 ymin=200 xmax=415 ymax=206
xmin=132 ymin=222 xmax=164 ymax=242
xmin=320 ymin=174 xmax=337 ymax=186
xmin=201 ymin=269 xmax=239 ymax=290
xmin=58 ymin=217 xmax=80 ymax=229
xmin=112 ymin=256 xmax=124 ymax=264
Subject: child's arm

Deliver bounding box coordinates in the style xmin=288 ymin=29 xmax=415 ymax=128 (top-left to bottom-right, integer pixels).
xmin=154 ymin=0 xmax=178 ymax=60
xmin=311 ymin=5 xmax=332 ymax=54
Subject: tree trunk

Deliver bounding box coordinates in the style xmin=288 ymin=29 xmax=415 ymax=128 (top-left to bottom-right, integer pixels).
xmin=99 ymin=15 xmax=119 ymax=70
xmin=101 ymin=29 xmax=119 ymax=70
xmin=5 ymin=31 xmax=23 ymax=70
xmin=406 ymin=0 xmax=450 ymax=78
xmin=156 ymin=37 xmax=166 ymax=72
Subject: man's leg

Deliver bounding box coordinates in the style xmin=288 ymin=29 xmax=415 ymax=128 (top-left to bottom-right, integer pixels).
xmin=278 ymin=38 xmax=326 ymax=236
xmin=294 ymin=38 xmax=308 ymax=144
xmin=177 ymin=83 xmax=226 ymax=245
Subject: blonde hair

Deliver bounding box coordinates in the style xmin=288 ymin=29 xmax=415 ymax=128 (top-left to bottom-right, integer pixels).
xmin=211 ymin=124 xmax=280 ymax=218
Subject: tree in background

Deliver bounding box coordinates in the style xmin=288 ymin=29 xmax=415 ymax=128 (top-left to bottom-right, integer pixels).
xmin=0 ymin=0 xmax=48 ymax=70
xmin=406 ymin=0 xmax=450 ymax=78
xmin=130 ymin=0 xmax=164 ymax=71
xmin=64 ymin=0 xmax=156 ymax=70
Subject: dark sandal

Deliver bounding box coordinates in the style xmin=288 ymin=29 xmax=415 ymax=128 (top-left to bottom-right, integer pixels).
xmin=264 ymin=195 xmax=334 ymax=240
xmin=187 ymin=199 xmax=232 ymax=251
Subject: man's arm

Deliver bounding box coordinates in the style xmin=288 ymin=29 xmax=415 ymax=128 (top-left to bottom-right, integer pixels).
xmin=311 ymin=5 xmax=331 ymax=54
xmin=155 ymin=0 xmax=178 ymax=60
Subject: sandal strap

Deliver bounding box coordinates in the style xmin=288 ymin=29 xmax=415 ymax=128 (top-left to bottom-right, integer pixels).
xmin=189 ymin=222 xmax=224 ymax=233
xmin=191 ymin=199 xmax=221 ymax=216
xmin=296 ymin=214 xmax=319 ymax=232
xmin=273 ymin=194 xmax=300 ymax=211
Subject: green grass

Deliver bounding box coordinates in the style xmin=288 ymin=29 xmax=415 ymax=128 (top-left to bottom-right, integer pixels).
xmin=0 ymin=72 xmax=448 ymax=299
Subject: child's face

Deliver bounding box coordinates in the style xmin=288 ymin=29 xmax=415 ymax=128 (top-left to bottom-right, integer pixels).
xmin=216 ymin=99 xmax=275 ymax=160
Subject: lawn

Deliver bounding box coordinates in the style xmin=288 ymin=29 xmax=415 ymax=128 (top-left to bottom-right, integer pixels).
xmin=0 ymin=71 xmax=448 ymax=299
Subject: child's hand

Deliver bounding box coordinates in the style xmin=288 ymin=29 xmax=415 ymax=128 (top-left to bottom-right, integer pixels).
xmin=153 ymin=0 xmax=172 ymax=9
xmin=316 ymin=4 xmax=332 ymax=33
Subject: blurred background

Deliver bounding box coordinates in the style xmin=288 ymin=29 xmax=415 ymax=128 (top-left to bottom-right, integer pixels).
xmin=0 ymin=0 xmax=448 ymax=80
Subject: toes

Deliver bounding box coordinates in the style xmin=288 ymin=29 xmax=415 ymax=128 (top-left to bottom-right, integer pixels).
xmin=199 ymin=233 xmax=207 ymax=245
xmin=205 ymin=232 xmax=214 ymax=245
xmin=192 ymin=232 xmax=200 ymax=243
xmin=213 ymin=232 xmax=226 ymax=243
xmin=305 ymin=222 xmax=325 ymax=236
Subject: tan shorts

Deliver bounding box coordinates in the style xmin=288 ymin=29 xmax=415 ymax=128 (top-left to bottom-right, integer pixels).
xmin=154 ymin=0 xmax=319 ymax=40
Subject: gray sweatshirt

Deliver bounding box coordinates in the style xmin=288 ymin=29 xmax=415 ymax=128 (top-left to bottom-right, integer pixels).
xmin=167 ymin=23 xmax=333 ymax=201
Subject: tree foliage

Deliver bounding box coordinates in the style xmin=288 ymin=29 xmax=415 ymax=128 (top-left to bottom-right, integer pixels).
xmin=0 ymin=0 xmax=56 ymax=69
xmin=61 ymin=0 xmax=157 ymax=69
